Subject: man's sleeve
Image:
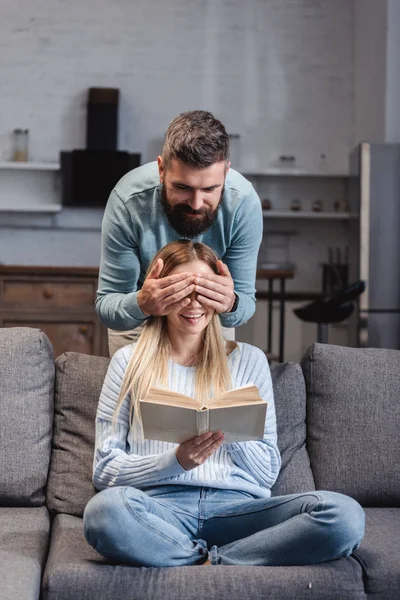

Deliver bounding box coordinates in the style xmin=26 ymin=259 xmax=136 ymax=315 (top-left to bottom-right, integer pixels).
xmin=219 ymin=185 xmax=263 ymax=328
xmin=95 ymin=189 xmax=149 ymax=330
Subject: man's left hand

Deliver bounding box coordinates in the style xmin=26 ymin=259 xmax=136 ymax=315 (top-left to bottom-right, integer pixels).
xmin=193 ymin=260 xmax=236 ymax=313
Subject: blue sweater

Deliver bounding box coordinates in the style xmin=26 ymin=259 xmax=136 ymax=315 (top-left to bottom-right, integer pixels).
xmin=96 ymin=162 xmax=263 ymax=331
xmin=93 ymin=342 xmax=281 ymax=498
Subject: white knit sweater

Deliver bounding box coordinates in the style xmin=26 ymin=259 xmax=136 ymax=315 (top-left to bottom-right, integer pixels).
xmin=93 ymin=342 xmax=281 ymax=498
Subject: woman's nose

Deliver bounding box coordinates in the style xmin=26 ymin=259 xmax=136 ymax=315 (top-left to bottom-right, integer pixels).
xmin=187 ymin=290 xmax=202 ymax=306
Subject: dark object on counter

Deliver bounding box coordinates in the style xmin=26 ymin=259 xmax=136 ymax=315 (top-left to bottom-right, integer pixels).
xmin=294 ymin=280 xmax=365 ymax=343
xmin=61 ymin=150 xmax=141 ymax=207
xmin=279 ymin=154 xmax=296 ymax=164
xmin=323 ymin=263 xmax=349 ymax=294
xmin=312 ymin=199 xmax=323 ymax=212
xmin=333 ymin=198 xmax=349 ymax=212
xmin=290 ymin=198 xmax=302 ymax=211
xmin=262 ymin=198 xmax=272 ymax=210
xmin=323 ymin=246 xmax=350 ymax=293
xmin=87 ymin=87 xmax=119 ymax=151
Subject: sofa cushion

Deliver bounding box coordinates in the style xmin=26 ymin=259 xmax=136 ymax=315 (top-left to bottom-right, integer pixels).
xmin=0 ymin=506 xmax=50 ymax=600
xmin=270 ymin=363 xmax=315 ymax=496
xmin=353 ymin=508 xmax=400 ymax=599
xmin=0 ymin=327 xmax=54 ymax=506
xmin=301 ymin=343 xmax=400 ymax=506
xmin=43 ymin=513 xmax=365 ymax=600
xmin=46 ymin=352 xmax=109 ymax=517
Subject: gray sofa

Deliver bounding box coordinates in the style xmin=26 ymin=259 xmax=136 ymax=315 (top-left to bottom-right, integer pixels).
xmin=0 ymin=327 xmax=399 ymax=600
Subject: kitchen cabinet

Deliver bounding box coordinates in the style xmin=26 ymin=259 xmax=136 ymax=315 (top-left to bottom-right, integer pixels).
xmin=0 ymin=266 xmax=108 ymax=358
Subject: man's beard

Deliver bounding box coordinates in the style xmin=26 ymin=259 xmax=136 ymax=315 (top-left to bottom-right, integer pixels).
xmin=161 ymin=185 xmax=223 ymax=238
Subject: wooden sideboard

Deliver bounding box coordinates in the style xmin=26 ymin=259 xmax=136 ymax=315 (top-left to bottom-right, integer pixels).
xmin=0 ymin=266 xmax=109 ymax=358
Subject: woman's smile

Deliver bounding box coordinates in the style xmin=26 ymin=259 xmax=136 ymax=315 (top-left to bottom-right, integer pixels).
xmin=179 ymin=312 xmax=205 ymax=325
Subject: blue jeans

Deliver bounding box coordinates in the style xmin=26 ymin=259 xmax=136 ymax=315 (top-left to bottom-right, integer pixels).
xmin=83 ymin=485 xmax=365 ymax=567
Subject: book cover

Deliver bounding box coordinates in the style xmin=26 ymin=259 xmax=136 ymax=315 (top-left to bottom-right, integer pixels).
xmin=140 ymin=384 xmax=267 ymax=444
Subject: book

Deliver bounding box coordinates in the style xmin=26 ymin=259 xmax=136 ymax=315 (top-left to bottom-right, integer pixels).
xmin=139 ymin=384 xmax=267 ymax=444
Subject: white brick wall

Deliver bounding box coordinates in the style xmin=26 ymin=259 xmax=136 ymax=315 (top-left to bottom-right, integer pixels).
xmin=0 ymin=0 xmax=362 ymax=358
xmin=0 ymin=0 xmax=354 ymax=168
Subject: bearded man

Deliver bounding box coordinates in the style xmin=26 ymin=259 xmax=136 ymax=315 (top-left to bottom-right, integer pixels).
xmin=96 ymin=110 xmax=263 ymax=356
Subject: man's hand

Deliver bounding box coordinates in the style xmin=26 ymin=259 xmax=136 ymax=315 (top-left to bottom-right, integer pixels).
xmin=137 ymin=258 xmax=195 ymax=316
xmin=176 ymin=431 xmax=224 ymax=471
xmin=193 ymin=260 xmax=236 ymax=313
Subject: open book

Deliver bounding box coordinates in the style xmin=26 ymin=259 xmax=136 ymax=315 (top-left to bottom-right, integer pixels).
xmin=140 ymin=384 xmax=267 ymax=444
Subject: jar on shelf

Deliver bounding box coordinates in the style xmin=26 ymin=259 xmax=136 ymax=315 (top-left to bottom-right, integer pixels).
xmin=262 ymin=198 xmax=272 ymax=210
xmin=290 ymin=198 xmax=302 ymax=211
xmin=333 ymin=198 xmax=349 ymax=212
xmin=13 ymin=128 xmax=29 ymax=162
xmin=228 ymin=134 xmax=240 ymax=169
xmin=312 ymin=199 xmax=323 ymax=212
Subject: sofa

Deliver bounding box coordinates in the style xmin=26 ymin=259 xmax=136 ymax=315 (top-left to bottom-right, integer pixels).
xmin=0 ymin=327 xmax=399 ymax=600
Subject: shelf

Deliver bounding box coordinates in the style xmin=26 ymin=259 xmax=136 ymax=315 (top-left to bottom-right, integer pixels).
xmin=0 ymin=161 xmax=60 ymax=171
xmin=262 ymin=210 xmax=355 ymax=220
xmin=242 ymin=169 xmax=349 ymax=177
xmin=0 ymin=204 xmax=62 ymax=213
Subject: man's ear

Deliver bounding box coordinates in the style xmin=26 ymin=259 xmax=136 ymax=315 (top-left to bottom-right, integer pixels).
xmin=157 ymin=156 xmax=164 ymax=183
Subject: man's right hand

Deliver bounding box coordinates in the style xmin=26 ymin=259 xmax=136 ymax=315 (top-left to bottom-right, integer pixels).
xmin=137 ymin=258 xmax=195 ymax=316
xmin=176 ymin=431 xmax=225 ymax=471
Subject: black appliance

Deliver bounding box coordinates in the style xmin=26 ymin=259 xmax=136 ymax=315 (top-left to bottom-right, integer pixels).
xmin=61 ymin=86 xmax=141 ymax=207
xmin=61 ymin=150 xmax=141 ymax=207
xmin=86 ymin=87 xmax=119 ymax=151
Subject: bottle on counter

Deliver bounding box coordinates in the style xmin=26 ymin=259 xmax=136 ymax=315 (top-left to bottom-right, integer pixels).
xmin=13 ymin=128 xmax=29 ymax=162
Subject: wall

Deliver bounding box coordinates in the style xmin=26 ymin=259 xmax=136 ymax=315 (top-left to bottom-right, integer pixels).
xmin=385 ymin=0 xmax=400 ymax=142
xmin=0 ymin=0 xmax=355 ymax=264
xmin=0 ymin=0 xmax=358 ymax=359
xmin=0 ymin=0 xmax=354 ymax=169
xmin=353 ymin=0 xmax=400 ymax=145
xmin=353 ymin=0 xmax=387 ymax=144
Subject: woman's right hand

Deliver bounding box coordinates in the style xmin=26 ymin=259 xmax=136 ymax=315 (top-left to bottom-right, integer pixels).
xmin=176 ymin=431 xmax=224 ymax=471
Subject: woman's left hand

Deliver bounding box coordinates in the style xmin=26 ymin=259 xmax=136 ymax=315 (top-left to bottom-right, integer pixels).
xmin=176 ymin=431 xmax=224 ymax=471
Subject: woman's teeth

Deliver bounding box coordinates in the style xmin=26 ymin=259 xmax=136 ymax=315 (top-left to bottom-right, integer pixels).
xmin=181 ymin=314 xmax=203 ymax=322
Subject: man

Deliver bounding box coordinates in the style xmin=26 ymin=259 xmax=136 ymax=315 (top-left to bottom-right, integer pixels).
xmin=96 ymin=110 xmax=263 ymax=356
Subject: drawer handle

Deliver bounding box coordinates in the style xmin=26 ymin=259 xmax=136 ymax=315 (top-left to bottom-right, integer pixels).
xmin=42 ymin=289 xmax=53 ymax=300
xmin=79 ymin=326 xmax=89 ymax=335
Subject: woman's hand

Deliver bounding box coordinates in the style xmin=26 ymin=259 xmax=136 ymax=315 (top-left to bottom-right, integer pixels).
xmin=176 ymin=431 xmax=224 ymax=471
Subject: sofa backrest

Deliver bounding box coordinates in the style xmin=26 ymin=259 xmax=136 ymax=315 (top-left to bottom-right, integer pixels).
xmin=46 ymin=350 xmax=315 ymax=517
xmin=270 ymin=362 xmax=315 ymax=496
xmin=0 ymin=327 xmax=54 ymax=506
xmin=301 ymin=343 xmax=400 ymax=506
xmin=46 ymin=352 xmax=109 ymax=517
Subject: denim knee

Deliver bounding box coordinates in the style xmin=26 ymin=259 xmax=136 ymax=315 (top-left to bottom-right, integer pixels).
xmin=83 ymin=487 xmax=126 ymax=550
xmin=320 ymin=491 xmax=365 ymax=556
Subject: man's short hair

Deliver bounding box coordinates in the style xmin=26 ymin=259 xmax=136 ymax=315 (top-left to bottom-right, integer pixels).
xmin=162 ymin=110 xmax=229 ymax=169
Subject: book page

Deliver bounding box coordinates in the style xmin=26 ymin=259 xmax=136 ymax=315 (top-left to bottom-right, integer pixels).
xmin=143 ymin=387 xmax=202 ymax=409
xmin=207 ymin=384 xmax=263 ymax=408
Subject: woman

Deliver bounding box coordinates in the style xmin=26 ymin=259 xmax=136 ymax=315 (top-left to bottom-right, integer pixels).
xmin=84 ymin=240 xmax=365 ymax=567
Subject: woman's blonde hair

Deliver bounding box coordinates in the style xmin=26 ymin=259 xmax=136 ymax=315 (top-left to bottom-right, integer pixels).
xmin=113 ymin=239 xmax=237 ymax=439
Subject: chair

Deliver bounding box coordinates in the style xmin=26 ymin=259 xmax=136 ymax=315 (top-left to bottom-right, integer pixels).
xmin=294 ymin=280 xmax=365 ymax=343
